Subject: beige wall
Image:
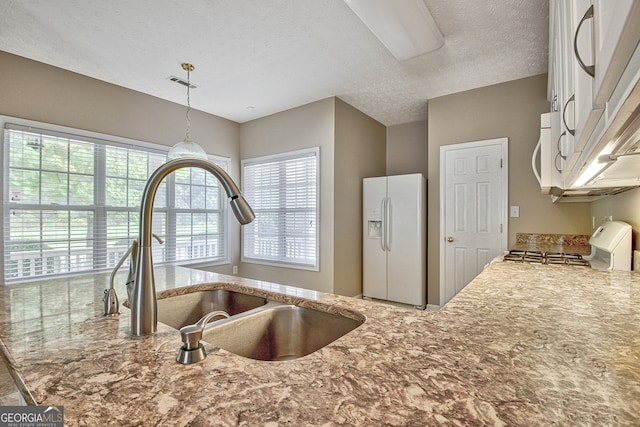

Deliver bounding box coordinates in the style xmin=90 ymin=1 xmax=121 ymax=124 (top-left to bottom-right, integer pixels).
xmin=238 ymin=98 xmax=336 ymax=293
xmin=427 ymin=74 xmax=592 ymax=306
xmin=238 ymin=98 xmax=385 ymax=296
xmin=386 ymin=119 xmax=428 ymax=178
xmin=0 ymin=52 xmax=386 ymax=295
xmin=0 ymin=52 xmax=239 ymax=160
xmin=591 ymin=188 xmax=640 ymax=256
xmin=334 ymin=99 xmax=386 ymax=296
xmin=0 ymin=51 xmax=243 ymax=274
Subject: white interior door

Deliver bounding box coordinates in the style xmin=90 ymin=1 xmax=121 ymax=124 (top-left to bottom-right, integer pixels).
xmin=440 ymin=138 xmax=507 ymax=306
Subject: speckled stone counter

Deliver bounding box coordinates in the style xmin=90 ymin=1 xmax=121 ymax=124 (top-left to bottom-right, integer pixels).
xmin=1 ymin=264 xmax=639 ymax=426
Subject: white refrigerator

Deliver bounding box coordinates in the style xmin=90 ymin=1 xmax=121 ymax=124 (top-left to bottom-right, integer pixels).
xmin=363 ymin=174 xmax=426 ymax=308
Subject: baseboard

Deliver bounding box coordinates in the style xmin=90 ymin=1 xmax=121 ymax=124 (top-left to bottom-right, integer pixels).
xmin=356 ymin=294 xmax=440 ymax=311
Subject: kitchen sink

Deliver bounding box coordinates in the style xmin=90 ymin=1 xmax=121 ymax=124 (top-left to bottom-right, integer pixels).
xmin=201 ymin=303 xmax=363 ymax=361
xmin=157 ymin=289 xmax=268 ymax=329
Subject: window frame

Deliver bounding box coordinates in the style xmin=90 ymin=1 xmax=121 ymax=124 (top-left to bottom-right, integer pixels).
xmin=241 ymin=147 xmax=320 ymax=271
xmin=1 ymin=116 xmax=231 ymax=284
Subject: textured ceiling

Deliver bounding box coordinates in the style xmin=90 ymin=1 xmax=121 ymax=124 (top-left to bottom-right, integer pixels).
xmin=0 ymin=0 xmax=549 ymax=126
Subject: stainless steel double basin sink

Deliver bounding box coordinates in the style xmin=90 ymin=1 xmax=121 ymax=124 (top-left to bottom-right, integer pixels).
xmin=156 ymin=288 xmax=364 ymax=361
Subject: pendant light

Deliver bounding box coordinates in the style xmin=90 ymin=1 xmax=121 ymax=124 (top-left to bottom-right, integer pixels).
xmin=167 ymin=63 xmax=208 ymax=160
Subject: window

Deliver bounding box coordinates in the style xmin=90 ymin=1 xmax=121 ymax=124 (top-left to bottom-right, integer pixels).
xmin=2 ymin=119 xmax=229 ymax=283
xmin=241 ymin=147 xmax=319 ymax=270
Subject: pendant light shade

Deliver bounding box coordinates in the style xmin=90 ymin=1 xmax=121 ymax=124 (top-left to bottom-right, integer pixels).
xmin=167 ymin=139 xmax=207 ymax=160
xmin=168 ymin=63 xmax=208 ymax=160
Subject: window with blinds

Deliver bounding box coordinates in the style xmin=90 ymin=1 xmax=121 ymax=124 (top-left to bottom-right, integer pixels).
xmin=2 ymin=122 xmax=229 ymax=283
xmin=241 ymin=148 xmax=319 ymax=270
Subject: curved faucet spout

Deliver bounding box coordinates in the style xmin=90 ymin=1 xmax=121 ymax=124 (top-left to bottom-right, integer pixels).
xmin=131 ymin=157 xmax=255 ymax=336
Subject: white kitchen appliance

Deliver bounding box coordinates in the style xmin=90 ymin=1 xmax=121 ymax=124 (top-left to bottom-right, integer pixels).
xmin=363 ymin=174 xmax=426 ymax=308
xmin=531 ymin=111 xmax=562 ymax=194
xmin=585 ymin=220 xmax=632 ymax=270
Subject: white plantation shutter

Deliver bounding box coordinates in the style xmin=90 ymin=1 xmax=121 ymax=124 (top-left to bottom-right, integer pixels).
xmin=2 ymin=120 xmax=229 ymax=284
xmin=242 ymin=148 xmax=319 ymax=270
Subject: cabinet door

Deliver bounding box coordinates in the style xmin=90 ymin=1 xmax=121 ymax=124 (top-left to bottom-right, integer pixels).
xmin=593 ymin=0 xmax=640 ymax=104
xmin=556 ymin=0 xmax=577 ymax=173
xmin=571 ymin=0 xmax=604 ymax=156
xmin=548 ymin=0 xmax=562 ymax=112
xmin=572 ymin=0 xmax=595 ymax=140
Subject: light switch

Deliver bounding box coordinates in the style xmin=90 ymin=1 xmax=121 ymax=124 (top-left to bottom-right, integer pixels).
xmin=510 ymin=206 xmax=520 ymax=218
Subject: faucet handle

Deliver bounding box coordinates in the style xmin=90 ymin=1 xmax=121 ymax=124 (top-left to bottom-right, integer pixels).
xmin=176 ymin=310 xmax=230 ymax=364
xmin=103 ymin=243 xmax=136 ymax=316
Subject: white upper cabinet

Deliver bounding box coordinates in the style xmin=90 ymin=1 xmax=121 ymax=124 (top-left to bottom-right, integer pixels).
xmin=592 ymin=0 xmax=640 ymax=105
xmin=548 ymin=0 xmax=593 ymax=175
xmin=548 ymin=0 xmax=573 ymax=174
xmin=571 ymin=0 xmax=603 ymax=157
xmin=547 ymin=0 xmax=640 ymax=189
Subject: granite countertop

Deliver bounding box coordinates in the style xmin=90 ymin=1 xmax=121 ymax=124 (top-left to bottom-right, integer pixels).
xmin=1 ymin=263 xmax=640 ymax=425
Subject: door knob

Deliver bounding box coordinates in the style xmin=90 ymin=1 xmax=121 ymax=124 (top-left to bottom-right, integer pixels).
xmin=447 ymin=236 xmax=454 ymax=242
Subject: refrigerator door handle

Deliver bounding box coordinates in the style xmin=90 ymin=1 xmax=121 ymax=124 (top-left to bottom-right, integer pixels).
xmin=380 ymin=198 xmax=386 ymax=251
xmin=385 ymin=197 xmax=391 ymax=251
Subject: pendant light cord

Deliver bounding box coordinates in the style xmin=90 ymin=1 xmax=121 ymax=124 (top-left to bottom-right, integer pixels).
xmin=185 ymin=65 xmax=192 ymax=142
xmin=168 ymin=63 xmax=207 ymax=160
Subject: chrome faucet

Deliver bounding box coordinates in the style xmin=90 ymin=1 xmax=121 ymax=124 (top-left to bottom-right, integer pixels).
xmin=131 ymin=157 xmax=255 ymax=336
xmin=124 ymin=235 xmax=164 ymax=302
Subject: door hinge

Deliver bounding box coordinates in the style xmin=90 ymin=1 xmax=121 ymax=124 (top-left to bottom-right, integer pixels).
xmin=500 ymin=223 xmax=503 ymax=233
xmin=500 ymin=158 xmax=503 ymax=168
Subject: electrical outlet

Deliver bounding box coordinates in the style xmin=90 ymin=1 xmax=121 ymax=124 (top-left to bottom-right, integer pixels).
xmin=232 ymin=265 xmax=238 ymax=275
xmin=509 ymin=206 xmax=520 ymax=218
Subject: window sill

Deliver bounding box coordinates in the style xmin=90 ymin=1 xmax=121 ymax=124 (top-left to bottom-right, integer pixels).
xmin=241 ymin=258 xmax=319 ymax=272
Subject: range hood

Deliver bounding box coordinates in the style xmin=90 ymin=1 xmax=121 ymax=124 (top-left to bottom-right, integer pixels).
xmin=547 ymin=186 xmax=633 ymax=202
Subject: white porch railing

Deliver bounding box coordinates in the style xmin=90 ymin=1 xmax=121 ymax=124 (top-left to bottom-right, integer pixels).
xmin=5 ymin=240 xmax=220 ymax=282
